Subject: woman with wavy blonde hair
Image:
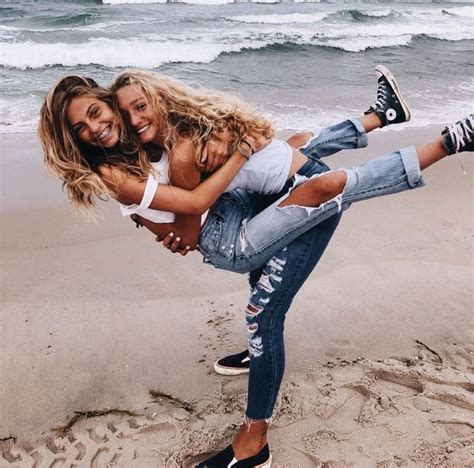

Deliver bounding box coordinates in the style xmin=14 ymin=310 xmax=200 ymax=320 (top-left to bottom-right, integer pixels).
xmin=38 ymin=76 xmax=154 ymax=217
xmin=109 ymin=70 xmax=275 ymax=171
xmin=39 ymin=69 xmax=472 ymax=466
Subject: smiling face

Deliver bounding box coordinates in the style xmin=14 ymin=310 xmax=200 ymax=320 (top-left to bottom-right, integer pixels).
xmin=66 ymin=95 xmax=120 ymax=148
xmin=115 ymin=85 xmax=160 ymax=145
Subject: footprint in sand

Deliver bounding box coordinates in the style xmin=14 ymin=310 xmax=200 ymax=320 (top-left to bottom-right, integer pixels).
xmin=1 ymin=415 xmax=180 ymax=468
xmin=272 ymin=445 xmax=328 ymax=467
xmin=221 ymin=379 xmax=247 ymax=397
xmin=320 ymin=387 xmax=367 ymax=433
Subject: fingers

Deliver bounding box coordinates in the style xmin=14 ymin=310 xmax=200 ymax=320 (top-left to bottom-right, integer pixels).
xmin=246 ymin=134 xmax=270 ymax=152
xmin=178 ymin=245 xmax=192 ymax=256
xmin=204 ymin=139 xmax=229 ymax=172
xmin=205 ymin=143 xmax=217 ymax=172
xmin=161 ymin=232 xmax=176 ymax=248
xmin=155 ymin=232 xmax=192 ymax=255
xmin=162 ymin=232 xmax=181 ymax=253
xmin=167 ymin=236 xmax=182 ymax=253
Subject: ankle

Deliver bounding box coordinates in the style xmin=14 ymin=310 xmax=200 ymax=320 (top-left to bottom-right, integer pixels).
xmin=361 ymin=112 xmax=382 ymax=132
xmin=416 ymin=138 xmax=449 ymax=171
xmin=232 ymin=420 xmax=268 ymax=458
xmin=232 ymin=436 xmax=266 ymax=459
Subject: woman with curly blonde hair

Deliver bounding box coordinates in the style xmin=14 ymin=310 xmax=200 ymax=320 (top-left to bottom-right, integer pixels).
xmin=39 ymin=69 xmax=472 ymax=466
xmin=110 ymin=70 xmax=275 ymax=172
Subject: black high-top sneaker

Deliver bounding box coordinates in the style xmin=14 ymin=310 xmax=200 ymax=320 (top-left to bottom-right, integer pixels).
xmin=365 ymin=65 xmax=411 ymax=127
xmin=442 ymin=114 xmax=474 ymax=154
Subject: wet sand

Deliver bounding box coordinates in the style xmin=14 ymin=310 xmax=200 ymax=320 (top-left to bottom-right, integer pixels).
xmin=0 ymin=126 xmax=472 ymax=466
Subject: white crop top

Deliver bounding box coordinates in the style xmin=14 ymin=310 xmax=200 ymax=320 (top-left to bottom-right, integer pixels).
xmin=120 ymin=139 xmax=293 ymax=224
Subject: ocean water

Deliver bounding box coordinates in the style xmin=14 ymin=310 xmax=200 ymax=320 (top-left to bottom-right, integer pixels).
xmin=0 ymin=0 xmax=473 ymax=135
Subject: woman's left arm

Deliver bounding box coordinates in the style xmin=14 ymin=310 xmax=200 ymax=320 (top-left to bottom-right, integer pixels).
xmin=158 ymin=133 xmax=271 ymax=254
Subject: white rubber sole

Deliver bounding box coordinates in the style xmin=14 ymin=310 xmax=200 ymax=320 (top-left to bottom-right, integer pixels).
xmin=374 ymin=64 xmax=411 ymax=122
xmin=213 ymin=361 xmax=250 ymax=376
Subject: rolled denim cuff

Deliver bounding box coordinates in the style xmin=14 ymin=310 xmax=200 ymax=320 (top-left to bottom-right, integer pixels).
xmin=348 ymin=116 xmax=368 ymax=149
xmin=399 ymin=146 xmax=425 ymax=188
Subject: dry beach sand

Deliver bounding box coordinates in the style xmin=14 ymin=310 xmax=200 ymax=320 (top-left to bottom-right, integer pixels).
xmin=0 ymin=126 xmax=473 ymax=467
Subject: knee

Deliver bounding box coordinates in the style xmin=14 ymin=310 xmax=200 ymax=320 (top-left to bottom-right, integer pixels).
xmin=296 ymin=172 xmax=346 ymax=205
xmin=315 ymin=171 xmax=347 ymax=197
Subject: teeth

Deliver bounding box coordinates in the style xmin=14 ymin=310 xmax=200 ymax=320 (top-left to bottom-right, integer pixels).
xmin=137 ymin=124 xmax=150 ymax=134
xmin=98 ymin=125 xmax=111 ymax=142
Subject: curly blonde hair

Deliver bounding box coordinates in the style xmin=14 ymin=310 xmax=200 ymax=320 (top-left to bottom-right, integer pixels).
xmin=38 ymin=75 xmax=152 ymax=217
xmin=109 ymin=70 xmax=275 ymax=170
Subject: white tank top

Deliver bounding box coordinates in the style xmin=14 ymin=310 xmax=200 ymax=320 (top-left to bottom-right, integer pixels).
xmin=119 ymin=139 xmax=292 ymax=223
xmin=119 ymin=151 xmax=176 ymax=223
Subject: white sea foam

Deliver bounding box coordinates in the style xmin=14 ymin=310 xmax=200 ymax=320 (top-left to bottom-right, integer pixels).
xmin=313 ymin=19 xmax=474 ymax=45
xmin=357 ymin=9 xmax=393 ymax=18
xmin=0 ymin=39 xmax=222 ymax=69
xmin=1 ymin=4 xmax=472 ymax=70
xmin=0 ymin=25 xmax=21 ymax=41
xmin=0 ymin=36 xmax=278 ymax=69
xmin=231 ymin=13 xmax=329 ymax=24
xmin=429 ymin=30 xmax=474 ymax=42
xmin=0 ymin=22 xmax=112 ymax=34
xmin=0 ymin=97 xmax=41 ymax=134
xmin=179 ymin=0 xmax=236 ymax=3
xmin=2 ymin=16 xmax=472 ymax=70
xmin=103 ymin=0 xmax=166 ymax=4
xmin=320 ymin=35 xmax=413 ymax=53
xmin=444 ymin=6 xmax=474 ymax=18
xmin=102 ymin=0 xmax=270 ymax=3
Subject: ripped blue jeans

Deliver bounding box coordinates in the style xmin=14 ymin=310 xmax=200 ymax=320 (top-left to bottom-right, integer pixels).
xmin=199 ymin=118 xmax=426 ymax=420
xmin=198 ymin=118 xmax=425 ymax=274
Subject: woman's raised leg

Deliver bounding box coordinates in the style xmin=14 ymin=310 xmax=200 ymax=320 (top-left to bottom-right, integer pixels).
xmin=221 ymin=114 xmax=473 ymax=274
xmin=279 ymin=133 xmax=451 ymax=209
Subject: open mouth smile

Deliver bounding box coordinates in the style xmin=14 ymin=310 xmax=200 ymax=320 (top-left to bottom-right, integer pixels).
xmin=136 ymin=124 xmax=151 ymax=135
xmin=97 ymin=125 xmax=113 ymax=144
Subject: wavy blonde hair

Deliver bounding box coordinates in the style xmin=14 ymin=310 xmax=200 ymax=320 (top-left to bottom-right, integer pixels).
xmin=38 ymin=75 xmax=152 ymax=218
xmin=109 ymin=70 xmax=275 ymax=170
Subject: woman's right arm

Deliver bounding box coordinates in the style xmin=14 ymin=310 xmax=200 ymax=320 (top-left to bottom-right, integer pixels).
xmin=100 ymin=146 xmax=249 ymax=216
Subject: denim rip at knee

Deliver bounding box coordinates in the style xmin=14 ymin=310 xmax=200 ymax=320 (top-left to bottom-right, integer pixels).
xmin=199 ymin=135 xmax=424 ymax=274
xmin=198 ymin=118 xmax=367 ymax=273
xmin=199 ymin=118 xmax=366 ymax=420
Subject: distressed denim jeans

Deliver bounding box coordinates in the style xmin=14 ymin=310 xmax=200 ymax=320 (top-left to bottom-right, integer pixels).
xmin=198 ymin=118 xmax=425 ymax=274
xmin=245 ymin=211 xmax=342 ymax=420
xmin=199 ymin=118 xmax=364 ymax=420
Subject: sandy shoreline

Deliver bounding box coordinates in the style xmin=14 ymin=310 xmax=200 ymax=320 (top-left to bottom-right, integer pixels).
xmin=0 ymin=127 xmax=473 ymax=466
